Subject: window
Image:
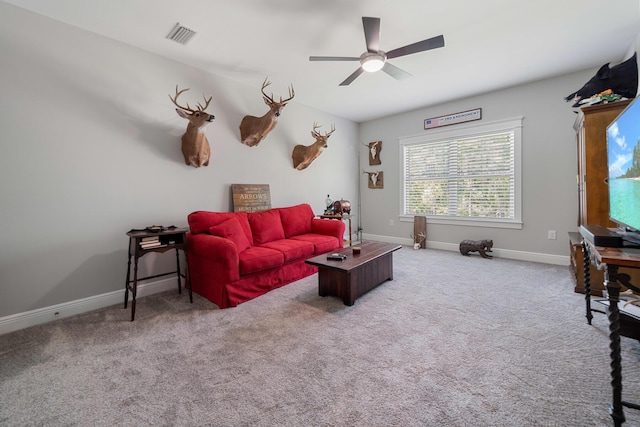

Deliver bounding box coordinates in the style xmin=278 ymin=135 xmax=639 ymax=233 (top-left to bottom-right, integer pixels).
xmin=400 ymin=117 xmax=522 ymax=228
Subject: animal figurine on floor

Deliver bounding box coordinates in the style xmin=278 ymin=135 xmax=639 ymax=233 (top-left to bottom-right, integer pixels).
xmin=564 ymin=53 xmax=637 ymax=107
xmin=459 ymin=239 xmax=493 ymax=259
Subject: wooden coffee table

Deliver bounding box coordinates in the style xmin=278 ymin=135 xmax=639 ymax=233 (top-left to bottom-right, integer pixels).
xmin=305 ymin=241 xmax=402 ymax=306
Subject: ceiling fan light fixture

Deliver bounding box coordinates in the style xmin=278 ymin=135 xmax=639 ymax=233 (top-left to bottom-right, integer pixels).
xmin=309 ymin=17 xmax=445 ymax=85
xmin=361 ymin=53 xmax=386 ymax=72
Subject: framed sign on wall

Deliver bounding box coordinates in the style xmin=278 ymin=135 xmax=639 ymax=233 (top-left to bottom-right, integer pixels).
xmin=231 ymin=184 xmax=271 ymax=212
xmin=424 ymin=108 xmax=482 ymax=130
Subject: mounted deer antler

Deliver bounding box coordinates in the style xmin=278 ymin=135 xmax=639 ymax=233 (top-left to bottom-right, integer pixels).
xmin=292 ymin=123 xmax=335 ymax=170
xmin=362 ymin=169 xmax=383 ymax=188
xmin=410 ymin=232 xmax=426 ymax=244
xmin=362 ymin=140 xmax=382 ymax=165
xmin=239 ymin=78 xmax=295 ymax=147
xmin=410 ymin=231 xmax=426 ymax=250
xmin=169 ymin=85 xmax=215 ymax=168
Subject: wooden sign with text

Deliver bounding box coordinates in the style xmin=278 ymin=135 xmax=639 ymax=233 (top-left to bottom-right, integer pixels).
xmin=231 ymin=184 xmax=271 ymax=212
xmin=424 ymin=108 xmax=481 ymax=129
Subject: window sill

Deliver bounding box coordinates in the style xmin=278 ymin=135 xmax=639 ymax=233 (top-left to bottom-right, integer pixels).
xmin=399 ymin=215 xmax=523 ymax=230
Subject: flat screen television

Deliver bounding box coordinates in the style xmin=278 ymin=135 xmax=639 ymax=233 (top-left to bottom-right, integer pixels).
xmin=606 ymin=97 xmax=640 ymax=245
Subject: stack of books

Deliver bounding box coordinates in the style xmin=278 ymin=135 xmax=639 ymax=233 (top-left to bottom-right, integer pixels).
xmin=139 ymin=236 xmax=165 ymax=250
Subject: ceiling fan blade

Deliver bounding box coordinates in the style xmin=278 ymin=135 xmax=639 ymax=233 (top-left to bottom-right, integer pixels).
xmin=386 ymin=35 xmax=445 ymax=59
xmin=362 ymin=17 xmax=380 ymax=53
xmin=309 ymin=56 xmax=360 ymax=61
xmin=382 ymin=62 xmax=412 ymax=80
xmin=339 ymin=68 xmax=365 ymax=86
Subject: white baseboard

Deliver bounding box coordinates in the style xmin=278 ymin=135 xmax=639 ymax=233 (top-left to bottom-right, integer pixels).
xmin=0 ymin=277 xmax=179 ymax=336
xmin=362 ymin=233 xmax=570 ymax=266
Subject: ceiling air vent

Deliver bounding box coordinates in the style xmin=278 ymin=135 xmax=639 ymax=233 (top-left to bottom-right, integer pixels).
xmin=166 ymin=23 xmax=197 ymax=45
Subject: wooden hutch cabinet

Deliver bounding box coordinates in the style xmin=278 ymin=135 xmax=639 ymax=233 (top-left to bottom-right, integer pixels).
xmin=570 ymin=100 xmax=639 ymax=295
xmin=575 ymin=100 xmax=630 ymax=227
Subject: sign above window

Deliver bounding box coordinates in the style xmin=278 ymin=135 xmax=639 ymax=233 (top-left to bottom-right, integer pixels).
xmin=424 ymin=108 xmax=482 ymax=130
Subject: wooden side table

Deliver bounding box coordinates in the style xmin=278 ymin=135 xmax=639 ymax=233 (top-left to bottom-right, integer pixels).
xmin=320 ymin=214 xmax=352 ymax=247
xmin=124 ymin=227 xmax=192 ymax=321
xmin=580 ymin=234 xmax=640 ymax=426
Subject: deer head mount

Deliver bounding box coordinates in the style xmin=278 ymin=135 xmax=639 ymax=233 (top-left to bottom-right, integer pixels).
xmin=292 ymin=123 xmax=335 ymax=171
xmin=169 ymin=85 xmax=215 ymax=168
xmin=239 ymin=78 xmax=294 ymax=147
xmin=362 ymin=169 xmax=383 ymax=189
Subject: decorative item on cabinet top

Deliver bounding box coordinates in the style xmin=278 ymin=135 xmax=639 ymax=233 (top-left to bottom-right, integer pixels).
xmin=292 ymin=123 xmax=335 ymax=170
xmin=169 ymin=85 xmax=215 ymax=168
xmin=239 ymin=77 xmax=294 ymax=147
xmin=362 ymin=169 xmax=383 ymax=189
xmin=564 ymin=53 xmax=637 ymax=108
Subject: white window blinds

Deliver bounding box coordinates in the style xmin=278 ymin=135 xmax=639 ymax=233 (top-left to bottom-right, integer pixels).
xmin=401 ymin=118 xmax=521 ymax=224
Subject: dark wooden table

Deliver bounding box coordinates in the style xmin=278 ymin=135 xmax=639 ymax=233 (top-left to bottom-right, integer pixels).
xmin=305 ymin=241 xmax=401 ymax=306
xmin=125 ymin=227 xmax=192 ymax=321
xmin=580 ymin=236 xmax=640 ymax=426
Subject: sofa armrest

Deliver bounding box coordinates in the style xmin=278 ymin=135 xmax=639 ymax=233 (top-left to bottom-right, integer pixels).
xmin=311 ymin=218 xmax=346 ymax=243
xmin=187 ymin=233 xmax=240 ymax=284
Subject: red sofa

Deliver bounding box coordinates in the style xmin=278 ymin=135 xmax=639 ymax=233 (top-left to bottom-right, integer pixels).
xmin=186 ymin=203 xmax=345 ymax=308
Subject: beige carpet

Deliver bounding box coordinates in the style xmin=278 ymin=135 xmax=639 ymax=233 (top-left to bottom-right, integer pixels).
xmin=1 ymin=246 xmax=639 ymax=426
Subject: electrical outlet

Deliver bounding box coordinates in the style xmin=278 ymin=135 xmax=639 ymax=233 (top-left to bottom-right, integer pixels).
xmin=547 ymin=230 xmax=557 ymax=240
xmin=389 ymin=219 xmax=394 ymax=226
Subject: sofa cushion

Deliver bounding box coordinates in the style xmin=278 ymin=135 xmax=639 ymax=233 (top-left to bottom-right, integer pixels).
xmin=261 ymin=239 xmax=315 ymax=263
xmin=278 ymin=203 xmax=314 ymax=238
xmin=239 ymin=246 xmax=285 ymax=275
xmin=248 ymin=209 xmax=285 ymax=245
xmin=291 ymin=233 xmax=341 ymax=255
xmin=208 ymin=217 xmax=252 ymax=253
xmin=188 ymin=211 xmax=254 ymax=245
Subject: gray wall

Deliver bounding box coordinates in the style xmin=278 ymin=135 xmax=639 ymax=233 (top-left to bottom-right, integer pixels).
xmin=358 ymin=68 xmax=601 ymax=262
xmin=0 ymin=3 xmax=359 ymax=319
xmin=1 ymin=1 xmax=632 ymax=325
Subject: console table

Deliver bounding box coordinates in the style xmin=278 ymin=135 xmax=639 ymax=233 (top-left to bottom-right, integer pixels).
xmin=320 ymin=214 xmax=352 ymax=247
xmin=580 ymin=236 xmax=640 ymax=426
xmin=124 ymin=227 xmax=192 ymax=321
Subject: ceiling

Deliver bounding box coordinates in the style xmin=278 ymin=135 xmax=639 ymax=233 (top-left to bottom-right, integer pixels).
xmin=4 ymin=0 xmax=640 ymax=122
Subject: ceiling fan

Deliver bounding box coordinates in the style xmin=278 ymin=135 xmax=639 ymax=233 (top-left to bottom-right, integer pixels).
xmin=309 ymin=17 xmax=445 ymax=86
